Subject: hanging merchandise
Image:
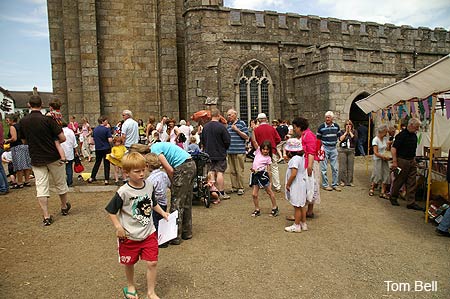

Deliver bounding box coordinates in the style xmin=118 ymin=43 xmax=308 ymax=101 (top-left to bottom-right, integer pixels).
xmin=413 ymin=101 xmax=420 ymax=118
xmin=387 ymin=108 xmax=392 ymax=121
xmin=445 ymin=99 xmax=450 ymax=119
xmin=418 ymin=100 xmax=425 ymax=118
xmin=422 ymin=98 xmax=430 ymax=119
xmin=404 ymin=103 xmax=410 ymax=117
xmin=397 ymin=104 xmax=403 ymax=118
xmin=410 ymin=101 xmax=416 ymax=114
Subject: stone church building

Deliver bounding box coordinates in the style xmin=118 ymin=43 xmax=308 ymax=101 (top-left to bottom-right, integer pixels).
xmin=47 ymin=0 xmax=450 ymax=128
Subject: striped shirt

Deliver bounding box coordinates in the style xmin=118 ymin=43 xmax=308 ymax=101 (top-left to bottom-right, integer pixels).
xmin=317 ymin=122 xmax=340 ymax=147
xmin=227 ymin=119 xmax=249 ymax=154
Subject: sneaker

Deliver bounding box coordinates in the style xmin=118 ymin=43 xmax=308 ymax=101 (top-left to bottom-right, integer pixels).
xmin=406 ymin=203 xmax=425 ymax=211
xmin=323 ymin=186 xmax=333 ymax=191
xmin=284 ymin=224 xmax=301 ymax=233
xmin=237 ymin=189 xmax=244 ymax=195
xmin=270 ymin=206 xmax=279 ymax=217
xmin=61 ymin=202 xmax=71 ymax=216
xmin=43 ymin=216 xmax=54 ymax=226
xmin=220 ymin=192 xmax=230 ymax=200
xmin=300 ymin=222 xmax=308 ymax=231
xmin=333 ymin=186 xmax=342 ymax=192
xmin=274 ymin=188 xmax=281 ymax=193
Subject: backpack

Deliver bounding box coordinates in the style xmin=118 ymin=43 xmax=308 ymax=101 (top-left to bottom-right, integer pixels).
xmin=316 ymin=139 xmax=325 ymax=161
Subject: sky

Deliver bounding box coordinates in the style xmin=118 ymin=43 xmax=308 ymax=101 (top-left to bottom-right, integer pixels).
xmin=0 ymin=0 xmax=449 ymax=93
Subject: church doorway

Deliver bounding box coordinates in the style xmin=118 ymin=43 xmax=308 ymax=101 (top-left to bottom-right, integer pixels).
xmin=349 ymin=92 xmax=372 ymax=155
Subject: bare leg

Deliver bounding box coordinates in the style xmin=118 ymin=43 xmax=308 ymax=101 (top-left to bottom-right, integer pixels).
xmin=37 ymin=196 xmax=50 ymax=219
xmin=252 ymin=186 xmax=260 ymax=210
xmin=146 ymin=261 xmax=160 ymax=299
xmin=59 ymin=192 xmax=68 ymax=210
xmin=294 ymin=207 xmax=301 ymax=225
xmin=300 ymin=206 xmax=307 ymax=223
xmin=24 ymin=169 xmax=32 ymax=184
xmin=265 ymin=186 xmax=278 ymax=209
xmin=124 ymin=264 xmax=138 ymax=299
xmin=216 ymin=171 xmax=225 ymax=192
xmin=307 ymin=203 xmax=314 ymax=216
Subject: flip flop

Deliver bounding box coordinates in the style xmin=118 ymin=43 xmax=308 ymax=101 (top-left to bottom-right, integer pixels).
xmin=123 ymin=287 xmax=138 ymax=299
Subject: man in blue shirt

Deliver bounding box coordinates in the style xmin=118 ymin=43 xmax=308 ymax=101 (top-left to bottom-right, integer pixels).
xmin=317 ymin=111 xmax=341 ymax=191
xmin=226 ymin=109 xmax=249 ymax=196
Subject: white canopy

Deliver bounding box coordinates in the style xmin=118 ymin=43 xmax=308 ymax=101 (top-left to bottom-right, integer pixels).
xmin=356 ymin=54 xmax=450 ymax=113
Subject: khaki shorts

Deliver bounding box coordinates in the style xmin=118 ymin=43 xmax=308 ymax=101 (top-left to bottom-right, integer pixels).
xmin=32 ymin=161 xmax=69 ymax=197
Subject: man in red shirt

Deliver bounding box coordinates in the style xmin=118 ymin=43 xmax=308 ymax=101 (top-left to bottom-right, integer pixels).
xmin=251 ymin=113 xmax=281 ymax=192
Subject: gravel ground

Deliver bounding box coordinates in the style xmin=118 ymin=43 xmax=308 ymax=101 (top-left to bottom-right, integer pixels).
xmin=0 ymin=157 xmax=449 ymax=299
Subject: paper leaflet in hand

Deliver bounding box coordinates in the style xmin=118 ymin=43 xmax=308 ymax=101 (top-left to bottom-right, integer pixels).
xmin=158 ymin=210 xmax=178 ymax=245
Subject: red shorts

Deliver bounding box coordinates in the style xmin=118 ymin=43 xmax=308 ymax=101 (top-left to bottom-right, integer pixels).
xmin=117 ymin=232 xmax=158 ymax=265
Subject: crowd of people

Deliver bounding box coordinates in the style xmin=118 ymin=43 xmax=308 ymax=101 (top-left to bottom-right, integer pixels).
xmin=2 ymin=94 xmax=448 ymax=299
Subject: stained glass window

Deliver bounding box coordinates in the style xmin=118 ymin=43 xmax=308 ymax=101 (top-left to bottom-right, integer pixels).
xmin=237 ymin=62 xmax=271 ymax=124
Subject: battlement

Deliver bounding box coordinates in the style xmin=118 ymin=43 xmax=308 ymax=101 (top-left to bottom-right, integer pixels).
xmin=224 ymin=7 xmax=450 ymax=46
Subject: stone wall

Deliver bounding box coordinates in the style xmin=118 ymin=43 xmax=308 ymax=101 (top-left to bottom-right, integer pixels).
xmin=183 ymin=6 xmax=450 ymax=127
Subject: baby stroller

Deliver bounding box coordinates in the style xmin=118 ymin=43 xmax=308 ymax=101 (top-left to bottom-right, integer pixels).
xmin=190 ymin=151 xmax=212 ymax=208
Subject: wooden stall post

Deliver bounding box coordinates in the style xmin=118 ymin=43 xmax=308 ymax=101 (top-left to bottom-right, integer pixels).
xmin=425 ymin=95 xmax=437 ymax=223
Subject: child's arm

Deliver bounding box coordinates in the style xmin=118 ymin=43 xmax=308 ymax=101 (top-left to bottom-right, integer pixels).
xmin=108 ymin=214 xmax=127 ymax=239
xmin=285 ymin=168 xmax=298 ymax=192
xmin=153 ymin=204 xmax=169 ymax=220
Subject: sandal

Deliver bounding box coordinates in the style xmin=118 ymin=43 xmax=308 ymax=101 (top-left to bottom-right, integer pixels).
xmin=270 ymin=206 xmax=279 ymax=217
xmin=123 ymin=287 xmax=138 ymax=299
xmin=379 ymin=193 xmax=388 ymax=199
xmin=23 ymin=182 xmax=32 ymax=187
xmin=369 ymin=189 xmax=374 ymax=196
xmin=43 ymin=216 xmax=54 ymax=226
xmin=61 ymin=202 xmax=71 ymax=216
xmin=251 ymin=210 xmax=261 ymax=217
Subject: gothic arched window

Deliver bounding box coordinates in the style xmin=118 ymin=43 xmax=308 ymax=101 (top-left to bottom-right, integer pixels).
xmin=238 ymin=62 xmax=271 ymax=124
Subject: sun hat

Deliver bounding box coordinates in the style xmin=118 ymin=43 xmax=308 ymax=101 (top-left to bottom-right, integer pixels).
xmin=257 ymin=113 xmax=267 ymax=119
xmin=284 ymin=138 xmax=303 ymax=152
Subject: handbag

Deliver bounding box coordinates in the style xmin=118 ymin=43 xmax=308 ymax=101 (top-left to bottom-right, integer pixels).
xmin=74 ymin=156 xmax=84 ymax=173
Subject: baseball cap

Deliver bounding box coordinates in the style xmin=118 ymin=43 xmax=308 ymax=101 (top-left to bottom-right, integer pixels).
xmin=284 ymin=138 xmax=303 ymax=152
xmin=257 ymin=113 xmax=267 ymax=119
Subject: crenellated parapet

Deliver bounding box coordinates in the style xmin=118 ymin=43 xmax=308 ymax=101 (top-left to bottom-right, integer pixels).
xmin=223 ymin=8 xmax=450 ymax=52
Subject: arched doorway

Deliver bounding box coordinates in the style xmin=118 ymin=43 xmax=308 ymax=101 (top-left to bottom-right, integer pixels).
xmin=349 ymin=92 xmax=372 ymax=155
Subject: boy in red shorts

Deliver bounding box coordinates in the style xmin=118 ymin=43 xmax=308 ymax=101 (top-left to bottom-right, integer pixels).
xmin=106 ymin=152 xmax=169 ymax=299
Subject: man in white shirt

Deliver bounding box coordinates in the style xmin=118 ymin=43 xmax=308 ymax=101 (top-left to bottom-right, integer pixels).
xmin=156 ymin=115 xmax=168 ymax=142
xmin=121 ymin=110 xmax=139 ymax=149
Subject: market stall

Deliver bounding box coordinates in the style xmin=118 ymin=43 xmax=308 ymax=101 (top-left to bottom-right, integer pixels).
xmin=356 ymin=54 xmax=450 ymax=223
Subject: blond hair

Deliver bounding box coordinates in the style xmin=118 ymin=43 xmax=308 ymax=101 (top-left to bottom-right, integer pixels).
xmin=121 ymin=152 xmax=146 ymax=172
xmin=145 ymin=153 xmax=161 ymax=170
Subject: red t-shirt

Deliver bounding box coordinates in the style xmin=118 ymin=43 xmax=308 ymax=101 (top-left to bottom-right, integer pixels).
xmin=254 ymin=123 xmax=281 ymax=154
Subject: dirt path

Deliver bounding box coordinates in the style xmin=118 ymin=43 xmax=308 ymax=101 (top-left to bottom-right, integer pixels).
xmin=0 ymin=157 xmax=449 ymax=298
